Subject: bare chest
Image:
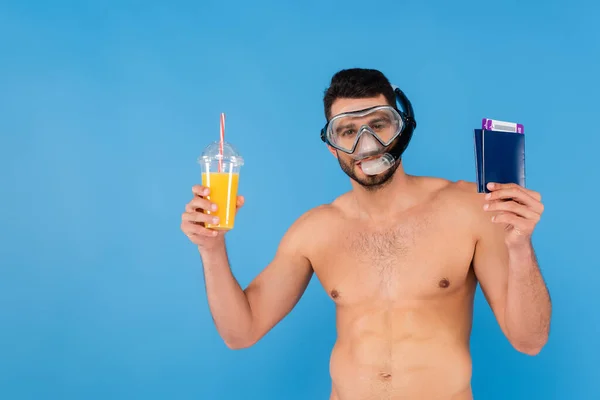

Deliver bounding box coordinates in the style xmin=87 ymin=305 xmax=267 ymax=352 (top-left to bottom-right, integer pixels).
xmin=311 ymin=210 xmax=476 ymax=303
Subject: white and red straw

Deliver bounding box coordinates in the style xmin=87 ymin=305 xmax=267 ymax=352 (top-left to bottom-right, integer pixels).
xmin=219 ymin=112 xmax=225 ymax=172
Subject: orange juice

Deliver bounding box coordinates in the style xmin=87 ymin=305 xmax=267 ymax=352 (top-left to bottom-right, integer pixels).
xmin=201 ymin=172 xmax=240 ymax=230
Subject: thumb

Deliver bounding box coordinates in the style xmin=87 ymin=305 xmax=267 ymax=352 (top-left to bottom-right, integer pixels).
xmin=236 ymin=195 xmax=245 ymax=210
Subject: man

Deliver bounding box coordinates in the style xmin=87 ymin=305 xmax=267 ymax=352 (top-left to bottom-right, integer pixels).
xmin=180 ymin=68 xmax=551 ymax=399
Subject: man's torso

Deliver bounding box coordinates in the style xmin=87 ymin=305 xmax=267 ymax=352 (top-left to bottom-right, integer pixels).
xmin=302 ymin=178 xmax=482 ymax=400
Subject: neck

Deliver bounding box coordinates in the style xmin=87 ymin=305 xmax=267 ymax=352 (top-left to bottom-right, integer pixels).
xmin=350 ymin=164 xmax=417 ymax=221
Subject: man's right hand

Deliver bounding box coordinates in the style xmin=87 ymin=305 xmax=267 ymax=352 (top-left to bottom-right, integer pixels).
xmin=180 ymin=185 xmax=245 ymax=250
xmin=182 ymin=186 xmax=314 ymax=349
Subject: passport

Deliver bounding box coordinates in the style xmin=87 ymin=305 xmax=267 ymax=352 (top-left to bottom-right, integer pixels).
xmin=474 ymin=128 xmax=526 ymax=193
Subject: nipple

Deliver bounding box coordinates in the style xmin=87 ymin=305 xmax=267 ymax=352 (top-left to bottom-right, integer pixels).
xmin=360 ymin=153 xmax=395 ymax=175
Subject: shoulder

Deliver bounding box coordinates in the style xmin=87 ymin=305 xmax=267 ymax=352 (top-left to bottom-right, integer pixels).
xmin=280 ymin=199 xmax=345 ymax=250
xmin=418 ymin=176 xmax=489 ymax=227
xmin=435 ymin=179 xmax=502 ymax=240
xmin=411 ymin=176 xmax=480 ymax=202
xmin=290 ymin=203 xmax=339 ymax=230
xmin=427 ymin=177 xmax=483 ymax=205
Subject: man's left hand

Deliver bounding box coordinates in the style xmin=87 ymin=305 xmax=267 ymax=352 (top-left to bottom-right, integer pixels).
xmin=483 ymin=182 xmax=544 ymax=248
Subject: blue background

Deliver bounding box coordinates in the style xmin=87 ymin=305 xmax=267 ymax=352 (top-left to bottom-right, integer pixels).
xmin=1 ymin=0 xmax=599 ymax=399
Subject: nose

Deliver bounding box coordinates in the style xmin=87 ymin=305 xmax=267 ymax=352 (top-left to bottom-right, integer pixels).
xmin=355 ymin=130 xmax=381 ymax=153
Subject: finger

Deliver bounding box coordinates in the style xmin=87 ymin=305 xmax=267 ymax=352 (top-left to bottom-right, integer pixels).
xmin=236 ymin=195 xmax=245 ymax=209
xmin=484 ymin=200 xmax=541 ymax=221
xmin=186 ymin=197 xmax=218 ymax=213
xmin=491 ymin=212 xmax=535 ymax=234
xmin=487 ymin=190 xmax=544 ymax=214
xmin=487 ymin=182 xmax=542 ymax=203
xmin=192 ymin=185 xmax=210 ymax=197
xmin=522 ymin=187 xmax=541 ymax=202
xmin=181 ymin=221 xmax=219 ymax=237
xmin=182 ymin=211 xmax=220 ymax=225
xmin=485 ymin=186 xmax=539 ymax=209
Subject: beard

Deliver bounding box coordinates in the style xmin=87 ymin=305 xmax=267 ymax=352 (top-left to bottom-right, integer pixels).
xmin=337 ymin=153 xmax=400 ymax=192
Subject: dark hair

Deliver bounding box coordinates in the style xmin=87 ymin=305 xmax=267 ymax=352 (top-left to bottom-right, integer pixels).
xmin=323 ymin=68 xmax=396 ymax=120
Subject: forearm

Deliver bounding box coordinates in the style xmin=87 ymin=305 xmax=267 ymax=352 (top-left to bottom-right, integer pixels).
xmin=199 ymin=241 xmax=254 ymax=348
xmin=504 ymin=243 xmax=551 ymax=353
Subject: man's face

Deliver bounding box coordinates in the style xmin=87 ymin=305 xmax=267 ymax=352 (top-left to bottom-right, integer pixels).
xmin=328 ymin=95 xmax=400 ymax=190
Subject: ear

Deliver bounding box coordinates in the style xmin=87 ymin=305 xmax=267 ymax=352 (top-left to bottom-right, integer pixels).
xmin=327 ymin=145 xmax=338 ymax=159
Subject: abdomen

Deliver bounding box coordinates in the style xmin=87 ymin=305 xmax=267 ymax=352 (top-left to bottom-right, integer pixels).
xmin=329 ymin=304 xmax=473 ymax=400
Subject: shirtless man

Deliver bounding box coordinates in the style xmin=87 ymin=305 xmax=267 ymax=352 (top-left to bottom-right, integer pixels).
xmin=180 ymin=68 xmax=552 ymax=399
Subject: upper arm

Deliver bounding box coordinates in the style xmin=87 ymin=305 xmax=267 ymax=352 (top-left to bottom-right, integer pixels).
xmin=243 ymin=211 xmax=316 ymax=344
xmin=472 ymin=198 xmax=510 ymax=337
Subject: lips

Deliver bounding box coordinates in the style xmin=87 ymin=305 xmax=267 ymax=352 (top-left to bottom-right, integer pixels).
xmin=356 ymin=155 xmax=380 ymax=165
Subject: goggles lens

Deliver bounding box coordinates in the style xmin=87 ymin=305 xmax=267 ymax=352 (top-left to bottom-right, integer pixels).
xmin=326 ymin=106 xmax=404 ymax=152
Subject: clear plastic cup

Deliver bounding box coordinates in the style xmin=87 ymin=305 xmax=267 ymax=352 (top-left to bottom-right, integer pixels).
xmin=198 ymin=141 xmax=244 ymax=231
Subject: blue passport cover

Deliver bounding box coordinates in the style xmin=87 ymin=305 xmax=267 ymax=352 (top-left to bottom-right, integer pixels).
xmin=474 ymin=129 xmax=526 ymax=193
